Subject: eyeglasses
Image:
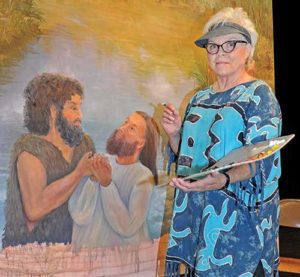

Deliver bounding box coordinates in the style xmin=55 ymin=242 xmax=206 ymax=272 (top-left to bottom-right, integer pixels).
xmin=205 ymin=40 xmax=248 ymax=55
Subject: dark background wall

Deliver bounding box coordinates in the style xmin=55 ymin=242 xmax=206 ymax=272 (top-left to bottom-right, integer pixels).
xmin=273 ymin=1 xmax=299 ymax=199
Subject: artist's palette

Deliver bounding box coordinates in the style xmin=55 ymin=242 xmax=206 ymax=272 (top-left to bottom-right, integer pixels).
xmin=182 ymin=134 xmax=295 ymax=181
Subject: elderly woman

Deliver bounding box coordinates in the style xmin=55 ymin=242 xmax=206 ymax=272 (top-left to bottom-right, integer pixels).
xmin=162 ymin=7 xmax=281 ymax=277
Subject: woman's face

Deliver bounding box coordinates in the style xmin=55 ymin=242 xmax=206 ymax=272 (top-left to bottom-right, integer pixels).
xmin=206 ymin=33 xmax=251 ymax=78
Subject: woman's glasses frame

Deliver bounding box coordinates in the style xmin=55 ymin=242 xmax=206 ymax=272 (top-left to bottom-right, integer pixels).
xmin=205 ymin=40 xmax=248 ymax=55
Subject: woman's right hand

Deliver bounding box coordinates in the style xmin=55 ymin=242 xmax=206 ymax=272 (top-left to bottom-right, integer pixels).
xmin=161 ymin=103 xmax=182 ymax=137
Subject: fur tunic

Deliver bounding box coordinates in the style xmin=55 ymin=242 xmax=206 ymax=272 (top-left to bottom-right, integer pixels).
xmin=2 ymin=133 xmax=94 ymax=247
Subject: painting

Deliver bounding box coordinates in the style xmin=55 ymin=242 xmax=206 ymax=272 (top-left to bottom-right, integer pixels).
xmin=0 ymin=0 xmax=274 ymax=275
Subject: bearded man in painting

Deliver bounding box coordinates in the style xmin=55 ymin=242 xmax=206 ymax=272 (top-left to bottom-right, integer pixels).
xmin=2 ymin=73 xmax=95 ymax=247
xmin=69 ymin=111 xmax=160 ymax=248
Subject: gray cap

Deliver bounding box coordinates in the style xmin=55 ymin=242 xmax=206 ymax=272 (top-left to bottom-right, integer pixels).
xmin=195 ymin=22 xmax=252 ymax=48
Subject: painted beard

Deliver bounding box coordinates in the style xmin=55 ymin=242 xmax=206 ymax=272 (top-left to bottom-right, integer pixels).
xmin=106 ymin=129 xmax=137 ymax=157
xmin=56 ymin=111 xmax=84 ymax=147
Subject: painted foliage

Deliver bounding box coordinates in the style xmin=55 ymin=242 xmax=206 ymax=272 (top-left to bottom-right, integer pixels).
xmin=0 ymin=0 xmax=274 ymax=275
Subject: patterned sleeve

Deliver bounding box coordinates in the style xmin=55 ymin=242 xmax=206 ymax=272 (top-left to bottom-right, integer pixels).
xmin=244 ymin=83 xmax=282 ymax=184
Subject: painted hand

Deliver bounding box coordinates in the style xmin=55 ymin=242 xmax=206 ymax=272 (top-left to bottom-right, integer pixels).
xmin=91 ymin=154 xmax=112 ymax=187
xmin=75 ymin=151 xmax=94 ymax=177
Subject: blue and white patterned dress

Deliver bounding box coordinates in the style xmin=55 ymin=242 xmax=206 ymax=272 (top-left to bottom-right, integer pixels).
xmin=165 ymin=80 xmax=282 ymax=277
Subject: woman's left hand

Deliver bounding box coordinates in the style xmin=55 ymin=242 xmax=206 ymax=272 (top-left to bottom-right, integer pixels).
xmin=169 ymin=172 xmax=227 ymax=192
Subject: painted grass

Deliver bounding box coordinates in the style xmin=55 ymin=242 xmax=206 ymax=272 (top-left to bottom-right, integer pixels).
xmin=0 ymin=0 xmax=42 ymax=63
xmin=0 ymin=0 xmax=274 ymax=88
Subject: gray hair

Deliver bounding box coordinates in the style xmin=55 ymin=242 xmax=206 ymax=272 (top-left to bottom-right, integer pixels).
xmin=203 ymin=7 xmax=258 ymax=60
